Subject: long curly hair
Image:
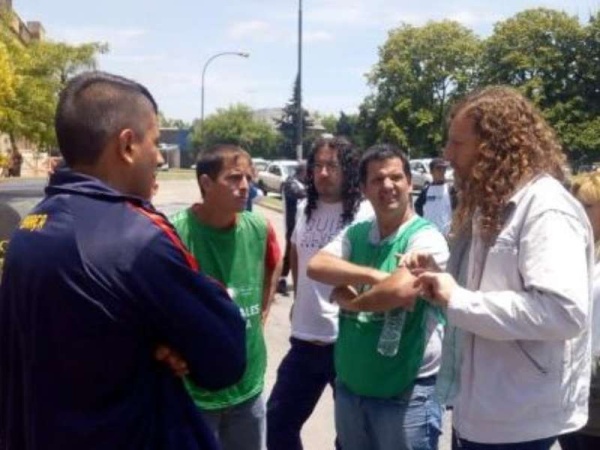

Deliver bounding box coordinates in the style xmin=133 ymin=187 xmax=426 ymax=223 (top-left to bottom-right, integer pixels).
xmin=304 ymin=136 xmax=362 ymax=225
xmin=450 ymin=86 xmax=566 ymax=241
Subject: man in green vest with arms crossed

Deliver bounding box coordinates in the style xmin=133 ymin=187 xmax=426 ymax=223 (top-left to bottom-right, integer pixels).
xmin=308 ymin=144 xmax=449 ymax=450
xmin=171 ymin=144 xmax=282 ymax=450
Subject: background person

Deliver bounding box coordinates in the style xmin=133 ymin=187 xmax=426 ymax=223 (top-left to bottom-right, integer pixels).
xmin=414 ymin=157 xmax=456 ymax=236
xmin=277 ymin=162 xmax=307 ymax=296
xmin=559 ymin=172 xmax=600 ymax=450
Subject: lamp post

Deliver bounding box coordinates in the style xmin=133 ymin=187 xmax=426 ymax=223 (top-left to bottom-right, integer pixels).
xmin=200 ymin=51 xmax=249 ymax=144
xmin=296 ymin=0 xmax=303 ymax=161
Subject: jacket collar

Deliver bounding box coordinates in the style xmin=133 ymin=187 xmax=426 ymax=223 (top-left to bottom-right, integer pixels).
xmin=45 ymin=168 xmax=152 ymax=209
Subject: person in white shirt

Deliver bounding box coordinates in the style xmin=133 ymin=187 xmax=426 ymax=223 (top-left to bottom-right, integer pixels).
xmin=405 ymin=86 xmax=594 ymax=450
xmin=266 ymin=136 xmax=372 ymax=450
xmin=414 ymin=157 xmax=456 ymax=236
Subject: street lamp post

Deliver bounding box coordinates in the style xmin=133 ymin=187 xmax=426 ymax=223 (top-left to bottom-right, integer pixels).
xmin=200 ymin=51 xmax=249 ymax=144
xmin=296 ymin=0 xmax=303 ymax=161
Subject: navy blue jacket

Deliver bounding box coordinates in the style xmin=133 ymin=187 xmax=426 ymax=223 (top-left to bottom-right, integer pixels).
xmin=0 ymin=170 xmax=246 ymax=450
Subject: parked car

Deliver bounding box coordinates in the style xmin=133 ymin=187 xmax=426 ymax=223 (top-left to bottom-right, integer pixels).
xmin=258 ymin=160 xmax=299 ymax=194
xmin=252 ymin=158 xmax=269 ymax=173
xmin=0 ymin=179 xmax=45 ymax=280
xmin=409 ymin=158 xmax=454 ymax=191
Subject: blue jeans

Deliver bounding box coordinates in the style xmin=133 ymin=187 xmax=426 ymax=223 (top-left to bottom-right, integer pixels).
xmin=267 ymin=338 xmax=338 ymax=450
xmin=452 ymin=433 xmax=556 ymax=450
xmin=335 ymin=376 xmax=442 ymax=450
xmin=202 ymin=393 xmax=266 ymax=450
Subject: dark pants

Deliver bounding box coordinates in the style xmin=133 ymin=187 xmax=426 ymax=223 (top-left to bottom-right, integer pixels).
xmin=559 ymin=431 xmax=600 ymax=450
xmin=281 ymin=198 xmax=298 ymax=278
xmin=266 ymin=337 xmax=337 ymax=450
xmin=452 ymin=432 xmax=556 ymax=450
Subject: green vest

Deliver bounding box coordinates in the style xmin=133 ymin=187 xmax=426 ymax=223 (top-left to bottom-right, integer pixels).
xmin=336 ymin=216 xmax=434 ymax=398
xmin=171 ymin=209 xmax=268 ymax=409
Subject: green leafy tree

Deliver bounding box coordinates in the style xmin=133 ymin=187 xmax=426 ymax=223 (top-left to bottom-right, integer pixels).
xmin=480 ymin=8 xmax=598 ymax=161
xmin=318 ymin=113 xmax=337 ymax=135
xmin=568 ymin=12 xmax=600 ymax=164
xmin=191 ymin=103 xmax=279 ymax=158
xmin=159 ymin=111 xmax=189 ymax=129
xmin=0 ymin=15 xmax=107 ymax=151
xmin=0 ymin=40 xmax=15 ymax=125
xmin=366 ymin=20 xmax=481 ymax=155
xmin=276 ymin=75 xmax=312 ymax=159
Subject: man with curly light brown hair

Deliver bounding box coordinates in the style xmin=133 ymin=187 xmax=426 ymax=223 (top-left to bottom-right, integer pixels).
xmin=403 ymin=86 xmax=595 ymax=450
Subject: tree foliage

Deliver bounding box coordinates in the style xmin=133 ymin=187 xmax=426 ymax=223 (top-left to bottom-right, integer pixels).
xmin=191 ymin=103 xmax=279 ymax=158
xmin=479 ymin=8 xmax=600 ymax=162
xmin=0 ymin=13 xmax=107 ymax=150
xmin=360 ymin=9 xmax=600 ymax=165
xmin=364 ymin=20 xmax=481 ymax=156
xmin=276 ymin=75 xmax=312 ymax=159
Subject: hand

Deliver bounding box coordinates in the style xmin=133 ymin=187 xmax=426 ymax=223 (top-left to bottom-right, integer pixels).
xmin=368 ymin=268 xmax=390 ymax=285
xmin=416 ymin=272 xmax=457 ymax=307
xmin=399 ymin=252 xmax=441 ymax=276
xmin=330 ymin=285 xmax=361 ymax=312
xmin=155 ymin=345 xmax=189 ymax=377
xmin=352 ymin=267 xmax=419 ymax=312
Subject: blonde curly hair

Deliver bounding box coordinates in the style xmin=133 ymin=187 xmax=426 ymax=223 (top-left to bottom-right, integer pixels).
xmin=449 ymin=86 xmax=566 ymax=241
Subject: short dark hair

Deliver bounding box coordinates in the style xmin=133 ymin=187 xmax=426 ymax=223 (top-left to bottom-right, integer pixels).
xmin=429 ymin=157 xmax=448 ymax=172
xmin=55 ymin=71 xmax=158 ymax=166
xmin=359 ymin=144 xmax=411 ymax=185
xmin=195 ymin=144 xmax=250 ymax=193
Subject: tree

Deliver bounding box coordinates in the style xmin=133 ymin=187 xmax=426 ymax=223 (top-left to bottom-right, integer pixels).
xmin=365 ymin=20 xmax=481 ymax=155
xmin=191 ymin=104 xmax=279 ymax=158
xmin=159 ymin=112 xmax=189 ymax=129
xmin=276 ymin=75 xmax=312 ymax=159
xmin=0 ymin=40 xmax=15 ymax=125
xmin=336 ymin=112 xmax=360 ymax=140
xmin=480 ymin=8 xmax=595 ymax=161
xmin=318 ymin=113 xmax=337 ymax=135
xmin=0 ymin=15 xmax=107 ymax=151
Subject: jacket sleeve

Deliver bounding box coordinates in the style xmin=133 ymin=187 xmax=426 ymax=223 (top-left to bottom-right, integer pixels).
xmin=130 ymin=232 xmax=246 ymax=390
xmin=447 ymin=209 xmax=591 ymax=341
xmin=414 ymin=186 xmax=427 ymax=216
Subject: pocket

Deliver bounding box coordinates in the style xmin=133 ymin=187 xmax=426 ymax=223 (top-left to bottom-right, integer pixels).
xmin=513 ymin=340 xmax=552 ymax=376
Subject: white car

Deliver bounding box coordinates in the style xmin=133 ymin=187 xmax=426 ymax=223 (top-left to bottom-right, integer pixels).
xmin=258 ymin=160 xmax=299 ymax=194
xmin=409 ymin=158 xmax=453 ymax=191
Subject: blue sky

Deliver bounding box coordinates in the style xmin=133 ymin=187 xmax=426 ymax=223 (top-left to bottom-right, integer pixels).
xmin=15 ymin=0 xmax=600 ymax=123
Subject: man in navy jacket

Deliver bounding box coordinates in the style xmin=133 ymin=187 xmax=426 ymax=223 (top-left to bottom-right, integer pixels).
xmin=0 ymin=71 xmax=246 ymax=450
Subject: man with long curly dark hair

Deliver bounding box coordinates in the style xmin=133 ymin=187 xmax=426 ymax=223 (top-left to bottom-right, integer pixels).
xmin=406 ymin=86 xmax=595 ymax=450
xmin=266 ymin=136 xmax=372 ymax=450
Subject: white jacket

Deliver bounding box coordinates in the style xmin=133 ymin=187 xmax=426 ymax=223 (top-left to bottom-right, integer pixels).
xmin=447 ymin=175 xmax=594 ymax=443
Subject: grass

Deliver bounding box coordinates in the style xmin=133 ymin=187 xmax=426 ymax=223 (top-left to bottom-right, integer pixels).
xmin=156 ymin=168 xmax=196 ymax=181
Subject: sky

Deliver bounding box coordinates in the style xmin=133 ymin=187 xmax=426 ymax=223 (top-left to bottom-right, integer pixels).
xmin=14 ymin=0 xmax=600 ymax=123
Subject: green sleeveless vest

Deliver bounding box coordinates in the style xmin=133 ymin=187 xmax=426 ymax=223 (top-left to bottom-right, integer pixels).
xmin=336 ymin=216 xmax=434 ymax=398
xmin=171 ymin=209 xmax=268 ymax=409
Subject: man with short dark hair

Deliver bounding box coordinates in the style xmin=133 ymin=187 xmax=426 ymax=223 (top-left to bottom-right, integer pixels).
xmin=308 ymin=144 xmax=448 ymax=450
xmin=414 ymin=157 xmax=456 ymax=235
xmin=171 ymin=143 xmax=282 ymax=450
xmin=0 ymin=71 xmax=247 ymax=450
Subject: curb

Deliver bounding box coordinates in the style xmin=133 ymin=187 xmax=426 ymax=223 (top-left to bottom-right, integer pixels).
xmin=256 ymin=200 xmax=283 ymax=214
